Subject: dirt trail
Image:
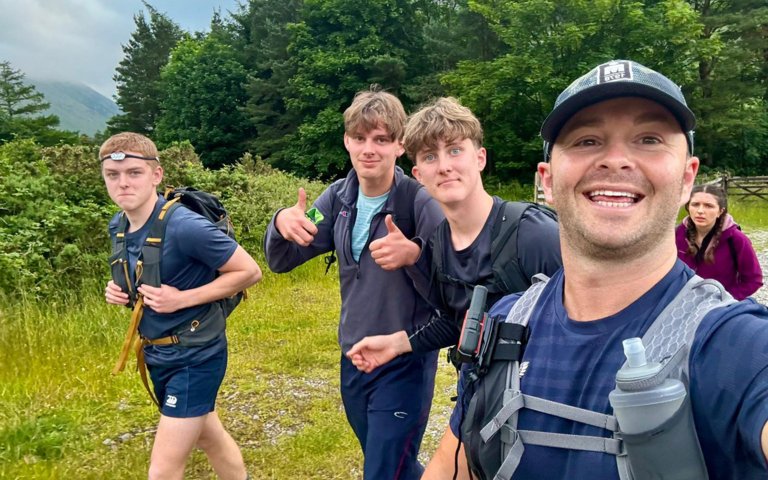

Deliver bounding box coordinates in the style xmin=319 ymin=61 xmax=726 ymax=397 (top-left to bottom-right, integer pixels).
xmin=748 ymin=230 xmax=768 ymax=305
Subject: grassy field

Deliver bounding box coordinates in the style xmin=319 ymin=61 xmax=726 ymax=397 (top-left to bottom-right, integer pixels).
xmin=0 ymin=257 xmax=457 ymax=479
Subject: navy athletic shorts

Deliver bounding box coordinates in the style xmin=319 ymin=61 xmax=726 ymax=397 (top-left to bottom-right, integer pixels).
xmin=148 ymin=348 xmax=228 ymax=418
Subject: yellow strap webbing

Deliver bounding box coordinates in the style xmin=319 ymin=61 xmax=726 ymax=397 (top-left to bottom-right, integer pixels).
xmin=158 ymin=196 xmax=180 ymax=220
xmin=112 ymin=296 xmax=144 ymax=375
xmin=136 ymin=339 xmax=159 ymax=407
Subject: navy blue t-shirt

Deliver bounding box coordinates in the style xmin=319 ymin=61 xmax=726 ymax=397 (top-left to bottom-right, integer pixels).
xmin=109 ymin=195 xmax=238 ymax=366
xmin=434 ymin=196 xmax=561 ymax=324
xmin=407 ymin=197 xmax=561 ymax=353
xmin=451 ymin=261 xmax=768 ymax=479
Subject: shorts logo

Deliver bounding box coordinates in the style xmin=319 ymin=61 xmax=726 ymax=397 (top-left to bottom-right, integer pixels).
xmin=394 ymin=411 xmax=408 ymax=419
xmin=339 ymin=210 xmax=349 ymax=217
xmin=165 ymin=395 xmax=178 ymax=407
xmin=598 ymin=61 xmax=632 ymax=83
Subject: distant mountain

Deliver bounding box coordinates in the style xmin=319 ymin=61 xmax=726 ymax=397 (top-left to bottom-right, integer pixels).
xmin=30 ymin=79 xmax=120 ymax=136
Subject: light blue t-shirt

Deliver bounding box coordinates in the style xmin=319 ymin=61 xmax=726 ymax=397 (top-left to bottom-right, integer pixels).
xmin=351 ymin=188 xmax=389 ymax=262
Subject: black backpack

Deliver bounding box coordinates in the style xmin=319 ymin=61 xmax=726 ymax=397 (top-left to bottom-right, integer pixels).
xmin=162 ymin=187 xmax=244 ymax=316
xmin=430 ymin=201 xmax=558 ymax=313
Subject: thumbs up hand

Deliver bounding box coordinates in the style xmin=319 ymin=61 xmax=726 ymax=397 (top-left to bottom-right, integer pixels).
xmin=369 ymin=214 xmax=421 ymax=270
xmin=274 ymin=187 xmax=319 ymax=246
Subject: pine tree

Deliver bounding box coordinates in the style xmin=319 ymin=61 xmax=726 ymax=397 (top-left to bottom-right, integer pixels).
xmin=107 ymin=3 xmax=183 ymax=135
xmin=0 ymin=60 xmax=61 ymax=144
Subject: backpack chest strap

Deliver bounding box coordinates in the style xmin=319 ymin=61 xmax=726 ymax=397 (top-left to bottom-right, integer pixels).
xmin=495 ymin=426 xmax=625 ymax=480
xmin=487 ymin=393 xmax=622 ymax=480
xmin=487 ymin=274 xmax=735 ymax=480
xmin=481 ymin=391 xmax=619 ymax=442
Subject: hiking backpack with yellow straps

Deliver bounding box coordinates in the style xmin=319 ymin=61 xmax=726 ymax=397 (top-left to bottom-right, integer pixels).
xmin=109 ymin=187 xmax=245 ymax=403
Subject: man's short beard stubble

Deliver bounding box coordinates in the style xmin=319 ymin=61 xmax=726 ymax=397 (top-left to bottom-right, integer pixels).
xmin=552 ymin=173 xmax=685 ymax=263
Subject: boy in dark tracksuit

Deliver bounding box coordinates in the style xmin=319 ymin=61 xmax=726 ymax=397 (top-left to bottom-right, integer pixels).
xmin=264 ymin=90 xmax=444 ymax=479
xmin=347 ymin=97 xmax=561 ymax=372
xmin=102 ymin=132 xmax=262 ymax=479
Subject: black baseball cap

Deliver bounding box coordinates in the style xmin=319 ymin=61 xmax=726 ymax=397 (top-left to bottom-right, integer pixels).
xmin=541 ymin=60 xmax=695 ymax=160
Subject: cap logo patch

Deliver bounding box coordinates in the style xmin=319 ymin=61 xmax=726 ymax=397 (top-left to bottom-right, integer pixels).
xmin=598 ymin=61 xmax=632 ymax=83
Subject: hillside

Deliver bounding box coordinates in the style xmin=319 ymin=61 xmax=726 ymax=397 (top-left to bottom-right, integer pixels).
xmin=30 ymin=79 xmax=120 ymax=136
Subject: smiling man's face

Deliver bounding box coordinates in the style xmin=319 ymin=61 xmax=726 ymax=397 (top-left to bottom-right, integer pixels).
xmin=539 ymin=97 xmax=698 ymax=260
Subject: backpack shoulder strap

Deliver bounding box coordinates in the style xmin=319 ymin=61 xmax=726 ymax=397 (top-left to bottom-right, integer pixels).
xmin=110 ymin=212 xmax=134 ymax=304
xmin=392 ymin=175 xmax=420 ymax=239
xmin=138 ymin=198 xmax=181 ymax=288
xmin=112 ymin=212 xmax=129 ymax=251
xmin=489 ymin=201 xmax=538 ymax=294
xmin=428 ymin=219 xmax=452 ymax=307
xmin=324 ymin=179 xmax=347 ymax=274
xmin=631 ymin=274 xmax=736 ymax=385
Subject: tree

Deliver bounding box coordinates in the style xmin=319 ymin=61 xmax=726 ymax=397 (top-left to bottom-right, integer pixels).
xmin=687 ymin=0 xmax=768 ymax=174
xmin=232 ymin=0 xmax=303 ymax=171
xmin=276 ymin=0 xmax=432 ymax=179
xmin=107 ymin=2 xmax=183 ymax=135
xmin=155 ymin=22 xmax=252 ymax=169
xmin=0 ymin=60 xmax=73 ymax=145
xmin=403 ymin=0 xmax=506 ymax=106
xmin=441 ymin=0 xmax=706 ymax=179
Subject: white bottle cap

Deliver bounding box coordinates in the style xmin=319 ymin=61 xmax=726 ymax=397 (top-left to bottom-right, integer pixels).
xmin=623 ymin=338 xmax=647 ymax=368
xmin=617 ymin=337 xmax=662 ymax=382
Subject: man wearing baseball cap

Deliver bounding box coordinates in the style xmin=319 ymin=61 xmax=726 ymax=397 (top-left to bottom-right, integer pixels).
xmin=423 ymin=60 xmax=768 ymax=479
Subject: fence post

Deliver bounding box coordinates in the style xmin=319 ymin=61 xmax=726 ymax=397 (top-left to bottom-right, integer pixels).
xmin=534 ymin=172 xmax=545 ymax=204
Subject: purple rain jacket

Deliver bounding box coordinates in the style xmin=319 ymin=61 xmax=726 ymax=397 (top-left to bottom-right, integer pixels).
xmin=676 ymin=214 xmax=763 ymax=300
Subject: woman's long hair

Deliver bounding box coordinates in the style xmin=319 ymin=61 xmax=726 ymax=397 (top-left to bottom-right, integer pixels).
xmin=684 ymin=184 xmax=728 ymax=264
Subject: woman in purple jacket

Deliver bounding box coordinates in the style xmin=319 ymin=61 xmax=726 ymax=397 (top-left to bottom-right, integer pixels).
xmin=676 ymin=184 xmax=763 ymax=300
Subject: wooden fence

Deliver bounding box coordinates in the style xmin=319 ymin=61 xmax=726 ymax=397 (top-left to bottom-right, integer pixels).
xmin=704 ymin=175 xmax=768 ymax=201
xmin=534 ymin=172 xmax=546 ymax=204
xmin=533 ymin=173 xmax=768 ymax=204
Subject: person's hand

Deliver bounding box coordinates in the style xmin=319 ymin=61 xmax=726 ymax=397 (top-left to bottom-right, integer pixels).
xmin=369 ymin=215 xmax=420 ymax=270
xmin=138 ymin=284 xmax=186 ymax=313
xmin=274 ymin=188 xmax=318 ymax=247
xmin=346 ymin=331 xmax=412 ymax=373
xmin=105 ymin=280 xmax=130 ymax=306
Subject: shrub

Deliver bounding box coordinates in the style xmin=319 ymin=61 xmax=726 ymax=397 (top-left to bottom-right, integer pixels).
xmin=0 ymin=139 xmax=326 ymax=301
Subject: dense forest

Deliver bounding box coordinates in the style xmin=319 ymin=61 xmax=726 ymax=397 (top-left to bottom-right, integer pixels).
xmin=2 ymin=1 xmax=767 ymax=299
xmin=1 ymin=0 xmax=766 ymax=181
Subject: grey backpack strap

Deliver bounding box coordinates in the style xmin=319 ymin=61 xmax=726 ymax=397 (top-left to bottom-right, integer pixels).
xmin=616 ymin=275 xmax=736 ymax=393
xmin=485 ymin=274 xmax=735 ymax=480
xmin=640 ymin=275 xmax=735 ymax=377
xmin=489 ymin=275 xmax=549 ymax=480
xmin=614 ymin=274 xmax=735 ymax=479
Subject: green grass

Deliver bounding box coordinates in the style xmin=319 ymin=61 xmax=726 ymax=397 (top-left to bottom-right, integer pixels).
xmin=727 ymin=199 xmax=768 ymax=230
xmin=485 ymin=178 xmax=534 ymax=202
xmin=0 ymin=258 xmax=456 ymax=479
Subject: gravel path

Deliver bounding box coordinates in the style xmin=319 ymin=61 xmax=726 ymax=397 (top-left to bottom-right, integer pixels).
xmin=747 ymin=230 xmax=768 ymax=305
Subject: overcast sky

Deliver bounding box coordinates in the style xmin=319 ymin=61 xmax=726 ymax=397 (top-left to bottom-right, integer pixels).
xmin=0 ymin=0 xmax=241 ymax=99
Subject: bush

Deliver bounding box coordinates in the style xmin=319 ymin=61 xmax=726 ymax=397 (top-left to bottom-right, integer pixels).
xmin=0 ymin=139 xmax=326 ymax=301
